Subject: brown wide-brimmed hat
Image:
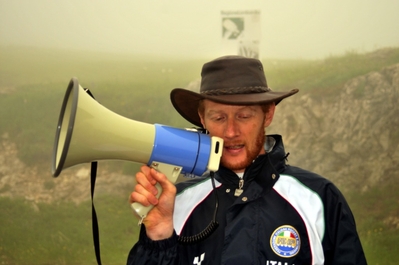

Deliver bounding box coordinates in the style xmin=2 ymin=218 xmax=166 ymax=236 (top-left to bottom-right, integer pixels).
xmin=170 ymin=55 xmax=299 ymax=127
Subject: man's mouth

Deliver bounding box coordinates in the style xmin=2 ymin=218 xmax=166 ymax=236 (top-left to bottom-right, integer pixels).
xmin=225 ymin=144 xmax=244 ymax=152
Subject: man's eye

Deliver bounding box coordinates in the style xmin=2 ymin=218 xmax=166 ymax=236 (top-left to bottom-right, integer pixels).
xmin=238 ymin=113 xmax=252 ymax=119
xmin=212 ymin=116 xmax=225 ymax=122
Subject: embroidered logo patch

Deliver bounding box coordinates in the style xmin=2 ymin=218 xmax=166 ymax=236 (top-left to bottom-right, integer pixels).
xmin=270 ymin=225 xmax=301 ymax=258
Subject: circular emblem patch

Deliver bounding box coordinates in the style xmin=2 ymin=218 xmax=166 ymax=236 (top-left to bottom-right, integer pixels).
xmin=270 ymin=225 xmax=301 ymax=258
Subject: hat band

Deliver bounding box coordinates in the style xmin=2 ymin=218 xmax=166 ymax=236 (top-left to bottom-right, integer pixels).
xmin=201 ymin=86 xmax=270 ymax=96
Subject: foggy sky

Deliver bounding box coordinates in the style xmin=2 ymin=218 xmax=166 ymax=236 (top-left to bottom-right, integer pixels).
xmin=1 ymin=0 xmax=398 ymax=59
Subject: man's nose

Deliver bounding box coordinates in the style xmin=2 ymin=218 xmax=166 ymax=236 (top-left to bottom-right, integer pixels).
xmin=224 ymin=118 xmax=239 ymax=138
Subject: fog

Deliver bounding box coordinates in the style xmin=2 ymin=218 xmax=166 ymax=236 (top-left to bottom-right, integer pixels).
xmin=1 ymin=0 xmax=399 ymax=59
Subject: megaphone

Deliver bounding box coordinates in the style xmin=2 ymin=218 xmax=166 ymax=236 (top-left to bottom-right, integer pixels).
xmin=52 ymin=78 xmax=223 ymax=219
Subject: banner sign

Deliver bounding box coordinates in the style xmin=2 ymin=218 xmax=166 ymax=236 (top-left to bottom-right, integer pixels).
xmin=221 ymin=10 xmax=261 ymax=59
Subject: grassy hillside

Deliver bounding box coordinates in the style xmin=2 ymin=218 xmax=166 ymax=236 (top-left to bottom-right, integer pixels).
xmin=1 ymin=45 xmax=399 ymax=264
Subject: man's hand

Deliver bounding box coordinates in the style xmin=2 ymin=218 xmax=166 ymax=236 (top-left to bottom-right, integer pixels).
xmin=129 ymin=165 xmax=177 ymax=240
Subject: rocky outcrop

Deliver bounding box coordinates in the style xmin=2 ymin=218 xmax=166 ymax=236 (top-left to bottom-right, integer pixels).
xmin=269 ymin=63 xmax=399 ymax=191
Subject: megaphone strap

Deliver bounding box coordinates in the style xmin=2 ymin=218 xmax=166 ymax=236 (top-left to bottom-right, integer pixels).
xmin=90 ymin=161 xmax=103 ymax=265
xmin=77 ymin=88 xmax=103 ymax=265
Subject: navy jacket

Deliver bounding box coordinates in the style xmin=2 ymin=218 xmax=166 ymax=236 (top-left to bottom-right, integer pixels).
xmin=127 ymin=135 xmax=367 ymax=265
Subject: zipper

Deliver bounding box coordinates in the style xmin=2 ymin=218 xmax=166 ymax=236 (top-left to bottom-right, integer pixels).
xmin=234 ymin=178 xmax=244 ymax=197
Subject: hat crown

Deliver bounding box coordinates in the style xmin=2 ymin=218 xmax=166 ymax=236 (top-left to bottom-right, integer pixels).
xmin=200 ymin=56 xmax=270 ymax=96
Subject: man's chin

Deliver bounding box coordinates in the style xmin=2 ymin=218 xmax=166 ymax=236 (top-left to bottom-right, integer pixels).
xmin=220 ymin=146 xmax=263 ymax=172
xmin=221 ymin=158 xmax=252 ymax=172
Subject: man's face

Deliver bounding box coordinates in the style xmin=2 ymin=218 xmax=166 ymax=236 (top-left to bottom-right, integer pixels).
xmin=199 ymin=100 xmax=275 ymax=173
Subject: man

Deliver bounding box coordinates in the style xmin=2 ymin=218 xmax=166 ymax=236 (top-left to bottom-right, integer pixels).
xmin=127 ymin=56 xmax=367 ymax=264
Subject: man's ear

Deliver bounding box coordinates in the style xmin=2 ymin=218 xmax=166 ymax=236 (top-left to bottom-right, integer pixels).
xmin=264 ymin=103 xmax=276 ymax=127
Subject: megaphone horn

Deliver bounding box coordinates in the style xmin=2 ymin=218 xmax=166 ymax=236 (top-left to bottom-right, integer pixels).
xmin=52 ymin=78 xmax=223 ymax=218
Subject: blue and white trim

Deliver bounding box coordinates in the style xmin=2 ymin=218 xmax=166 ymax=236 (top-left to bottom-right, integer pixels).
xmin=273 ymin=174 xmax=325 ymax=265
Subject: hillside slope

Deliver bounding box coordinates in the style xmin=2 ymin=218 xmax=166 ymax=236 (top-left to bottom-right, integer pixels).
xmin=269 ymin=63 xmax=399 ymax=192
xmin=0 ymin=47 xmax=398 ymax=202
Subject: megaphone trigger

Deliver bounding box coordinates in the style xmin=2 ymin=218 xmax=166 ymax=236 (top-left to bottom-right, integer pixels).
xmin=131 ymin=162 xmax=182 ymax=223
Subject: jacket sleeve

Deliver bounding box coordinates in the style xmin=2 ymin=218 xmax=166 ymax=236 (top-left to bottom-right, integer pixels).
xmin=323 ymin=183 xmax=368 ymax=265
xmin=126 ymin=224 xmax=179 ymax=265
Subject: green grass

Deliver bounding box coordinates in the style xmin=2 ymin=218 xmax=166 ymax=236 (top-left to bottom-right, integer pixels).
xmin=345 ymin=180 xmax=399 ymax=264
xmin=0 ymin=195 xmax=138 ymax=265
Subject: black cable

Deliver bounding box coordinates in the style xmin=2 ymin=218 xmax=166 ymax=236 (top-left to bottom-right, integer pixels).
xmin=177 ymin=171 xmax=219 ymax=245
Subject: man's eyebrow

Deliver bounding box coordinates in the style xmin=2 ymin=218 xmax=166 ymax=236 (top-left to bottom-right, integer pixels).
xmin=206 ymin=109 xmax=224 ymax=115
xmin=206 ymin=106 xmax=257 ymax=114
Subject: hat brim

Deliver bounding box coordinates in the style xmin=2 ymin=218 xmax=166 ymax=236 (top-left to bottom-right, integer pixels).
xmin=170 ymin=88 xmax=299 ymax=127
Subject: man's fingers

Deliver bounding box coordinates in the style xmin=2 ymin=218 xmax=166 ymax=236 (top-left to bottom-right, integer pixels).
xmin=129 ymin=184 xmax=158 ymax=206
xmin=149 ymin=168 xmax=170 ymax=186
xmin=130 ymin=166 xmax=176 ymax=214
xmin=129 ymin=193 xmax=149 ymax=207
xmin=136 ymin=171 xmax=158 ymax=196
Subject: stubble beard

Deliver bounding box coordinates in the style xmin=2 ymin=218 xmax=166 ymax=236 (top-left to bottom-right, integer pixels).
xmin=221 ymin=127 xmax=266 ymax=172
